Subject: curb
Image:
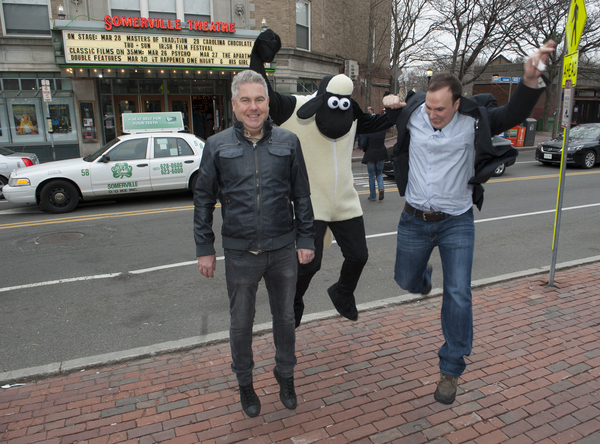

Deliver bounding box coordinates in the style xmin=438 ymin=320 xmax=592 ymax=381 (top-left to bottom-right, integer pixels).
xmin=2 ymin=255 xmax=599 ymax=386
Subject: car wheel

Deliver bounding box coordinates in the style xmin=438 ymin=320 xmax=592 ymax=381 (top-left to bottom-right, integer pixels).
xmin=40 ymin=180 xmax=80 ymax=213
xmin=581 ymin=150 xmax=596 ymax=169
xmin=0 ymin=175 xmax=7 ymax=199
xmin=492 ymin=163 xmax=506 ymax=177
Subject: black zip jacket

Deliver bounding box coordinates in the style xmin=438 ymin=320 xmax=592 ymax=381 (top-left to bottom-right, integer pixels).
xmin=391 ymin=79 xmax=547 ymax=210
xmin=194 ymin=118 xmax=315 ymax=256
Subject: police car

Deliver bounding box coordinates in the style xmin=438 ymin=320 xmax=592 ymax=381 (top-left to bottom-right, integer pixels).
xmin=2 ymin=112 xmax=204 ymax=213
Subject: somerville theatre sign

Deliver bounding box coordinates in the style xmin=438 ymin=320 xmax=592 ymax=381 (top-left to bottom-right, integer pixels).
xmin=61 ymin=15 xmax=253 ymax=68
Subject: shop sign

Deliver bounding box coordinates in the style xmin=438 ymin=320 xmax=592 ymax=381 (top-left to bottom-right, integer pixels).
xmin=62 ymin=30 xmax=252 ymax=68
xmin=103 ymin=16 xmax=236 ymax=33
xmin=122 ymin=112 xmax=184 ymax=133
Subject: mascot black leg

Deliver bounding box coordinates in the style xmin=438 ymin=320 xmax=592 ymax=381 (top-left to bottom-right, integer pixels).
xmin=294 ymin=220 xmax=327 ymax=328
xmin=327 ymin=216 xmax=369 ymax=321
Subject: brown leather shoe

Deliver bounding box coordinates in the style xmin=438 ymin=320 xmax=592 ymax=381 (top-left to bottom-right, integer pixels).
xmin=434 ymin=372 xmax=458 ymax=405
xmin=379 ymin=189 xmax=384 ymax=200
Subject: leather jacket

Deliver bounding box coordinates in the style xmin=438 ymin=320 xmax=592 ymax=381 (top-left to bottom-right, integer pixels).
xmin=194 ymin=118 xmax=315 ymax=256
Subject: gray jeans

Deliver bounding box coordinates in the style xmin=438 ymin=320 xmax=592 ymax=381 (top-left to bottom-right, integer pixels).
xmin=224 ymin=243 xmax=297 ymax=386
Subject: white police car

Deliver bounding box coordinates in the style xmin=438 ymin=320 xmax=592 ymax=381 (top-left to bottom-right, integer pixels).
xmin=2 ymin=112 xmax=204 ymax=213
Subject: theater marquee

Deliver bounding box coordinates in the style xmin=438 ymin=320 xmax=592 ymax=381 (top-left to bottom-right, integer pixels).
xmin=62 ymin=30 xmax=253 ymax=68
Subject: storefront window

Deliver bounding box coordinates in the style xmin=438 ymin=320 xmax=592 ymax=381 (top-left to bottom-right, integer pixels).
xmin=167 ymin=79 xmax=191 ymax=94
xmin=3 ymin=79 xmax=20 ymax=90
xmin=21 ymin=79 xmax=37 ymax=91
xmin=139 ymin=79 xmax=162 ymax=94
xmin=46 ymin=98 xmax=78 ymax=143
xmin=99 ymin=79 xmax=112 ymax=95
xmin=101 ymin=95 xmax=117 ymax=143
xmin=192 ymin=80 xmax=214 ymax=95
xmin=113 ymin=79 xmax=139 ymax=94
xmin=0 ymin=78 xmax=77 ymax=146
xmin=0 ymin=102 xmax=10 ymax=143
xmin=9 ymin=99 xmax=44 ymax=142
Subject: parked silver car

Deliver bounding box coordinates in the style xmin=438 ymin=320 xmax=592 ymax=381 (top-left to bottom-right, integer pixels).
xmin=0 ymin=146 xmax=39 ymax=198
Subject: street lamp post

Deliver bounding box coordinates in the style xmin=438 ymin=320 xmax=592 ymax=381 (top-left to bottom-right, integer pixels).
xmin=427 ymin=69 xmax=433 ymax=86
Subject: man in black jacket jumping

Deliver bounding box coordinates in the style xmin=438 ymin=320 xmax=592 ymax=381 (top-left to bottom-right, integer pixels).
xmin=194 ymin=70 xmax=315 ymax=418
xmin=384 ymin=40 xmax=555 ymax=405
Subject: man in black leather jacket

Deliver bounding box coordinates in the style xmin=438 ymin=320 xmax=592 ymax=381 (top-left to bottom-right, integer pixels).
xmin=193 ymin=70 xmax=315 ymax=418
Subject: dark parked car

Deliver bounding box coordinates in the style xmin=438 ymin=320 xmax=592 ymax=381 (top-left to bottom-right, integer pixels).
xmin=382 ymin=135 xmax=515 ymax=178
xmin=535 ymin=123 xmax=600 ymax=169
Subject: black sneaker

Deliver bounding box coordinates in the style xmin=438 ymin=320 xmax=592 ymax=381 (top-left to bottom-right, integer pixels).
xmin=239 ymin=383 xmax=261 ymax=417
xmin=273 ymin=368 xmax=297 ymax=410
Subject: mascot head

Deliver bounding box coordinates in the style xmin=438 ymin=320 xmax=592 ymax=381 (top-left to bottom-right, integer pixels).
xmin=296 ymin=74 xmax=356 ymax=139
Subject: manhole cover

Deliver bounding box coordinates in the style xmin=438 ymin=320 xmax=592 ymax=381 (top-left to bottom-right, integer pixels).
xmin=37 ymin=232 xmax=85 ymax=244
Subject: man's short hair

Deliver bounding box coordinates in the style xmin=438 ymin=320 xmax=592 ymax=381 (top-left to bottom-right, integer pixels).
xmin=232 ymin=70 xmax=268 ymax=101
xmin=428 ymin=72 xmax=462 ymax=103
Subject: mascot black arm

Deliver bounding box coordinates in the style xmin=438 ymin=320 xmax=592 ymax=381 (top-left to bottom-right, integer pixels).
xmin=356 ymin=105 xmax=402 ymax=135
xmin=250 ymin=29 xmax=297 ymax=126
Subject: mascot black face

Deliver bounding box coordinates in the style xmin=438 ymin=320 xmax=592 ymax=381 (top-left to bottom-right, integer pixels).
xmin=297 ymin=74 xmax=356 ymax=140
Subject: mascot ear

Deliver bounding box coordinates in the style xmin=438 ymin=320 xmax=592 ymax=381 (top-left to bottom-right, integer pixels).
xmin=297 ymin=96 xmax=325 ymax=119
xmin=251 ymin=29 xmax=281 ymax=63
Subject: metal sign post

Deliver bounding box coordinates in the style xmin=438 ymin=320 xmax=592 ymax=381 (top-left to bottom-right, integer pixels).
xmin=548 ymin=0 xmax=587 ymax=286
xmin=41 ymin=79 xmax=55 ymax=161
xmin=549 ymin=80 xmax=573 ymax=285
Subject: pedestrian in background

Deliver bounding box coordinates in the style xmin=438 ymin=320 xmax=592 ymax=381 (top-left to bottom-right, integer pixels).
xmin=193 ymin=69 xmax=315 ymax=418
xmin=383 ymin=40 xmax=555 ymax=405
xmin=361 ymin=127 xmax=388 ymax=201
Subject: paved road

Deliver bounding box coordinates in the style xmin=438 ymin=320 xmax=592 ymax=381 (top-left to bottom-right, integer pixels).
xmin=1 ymin=151 xmax=599 ymax=373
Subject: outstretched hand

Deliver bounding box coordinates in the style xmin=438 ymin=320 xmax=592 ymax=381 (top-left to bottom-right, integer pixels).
xmin=383 ymin=95 xmax=407 ymax=110
xmin=522 ymin=40 xmax=556 ymax=88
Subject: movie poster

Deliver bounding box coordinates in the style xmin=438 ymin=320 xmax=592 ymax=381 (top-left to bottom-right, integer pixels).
xmin=49 ymin=104 xmax=72 ymax=134
xmin=13 ymin=104 xmax=38 ymax=135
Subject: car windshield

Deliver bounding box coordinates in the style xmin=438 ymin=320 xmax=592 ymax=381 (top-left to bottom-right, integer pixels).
xmin=570 ymin=126 xmax=600 ymax=140
xmin=83 ymin=138 xmax=121 ymax=162
xmin=0 ymin=146 xmax=15 ymax=155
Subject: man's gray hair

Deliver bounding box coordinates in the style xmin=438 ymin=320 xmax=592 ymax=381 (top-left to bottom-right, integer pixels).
xmin=231 ymin=70 xmax=268 ymax=101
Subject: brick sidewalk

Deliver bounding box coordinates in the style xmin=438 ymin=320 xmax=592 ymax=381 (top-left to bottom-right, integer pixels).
xmin=1 ymin=263 xmax=600 ymax=443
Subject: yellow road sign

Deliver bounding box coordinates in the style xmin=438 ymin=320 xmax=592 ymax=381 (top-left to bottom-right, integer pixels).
xmin=566 ymin=0 xmax=587 ymax=54
xmin=562 ymin=51 xmax=579 ymax=87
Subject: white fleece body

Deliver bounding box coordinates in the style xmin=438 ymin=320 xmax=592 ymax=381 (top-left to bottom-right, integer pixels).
xmin=280 ymin=95 xmax=362 ymax=222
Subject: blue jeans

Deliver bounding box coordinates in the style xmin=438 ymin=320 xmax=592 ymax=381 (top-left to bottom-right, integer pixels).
xmin=367 ymin=161 xmax=384 ymax=200
xmin=225 ymin=244 xmax=297 ymax=386
xmin=394 ymin=208 xmax=474 ymax=377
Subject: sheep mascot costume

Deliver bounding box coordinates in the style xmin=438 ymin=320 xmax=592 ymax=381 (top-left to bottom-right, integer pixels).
xmin=250 ymin=29 xmax=401 ymax=328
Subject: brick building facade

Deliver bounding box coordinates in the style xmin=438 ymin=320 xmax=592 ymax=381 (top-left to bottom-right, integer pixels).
xmin=0 ymin=0 xmax=391 ymax=162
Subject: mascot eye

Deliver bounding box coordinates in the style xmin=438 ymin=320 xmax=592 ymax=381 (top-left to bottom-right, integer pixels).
xmin=327 ymin=97 xmax=340 ymax=109
xmin=339 ymin=98 xmax=351 ymax=111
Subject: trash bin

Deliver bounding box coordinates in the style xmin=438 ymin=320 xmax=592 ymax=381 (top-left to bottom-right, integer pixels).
xmin=538 ymin=117 xmax=554 ymax=132
xmin=523 ymin=118 xmax=537 ymax=147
